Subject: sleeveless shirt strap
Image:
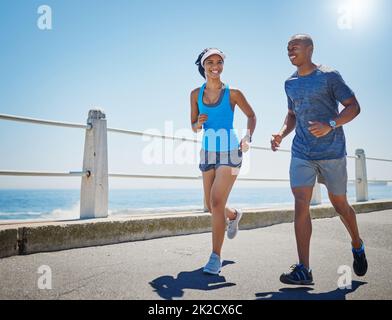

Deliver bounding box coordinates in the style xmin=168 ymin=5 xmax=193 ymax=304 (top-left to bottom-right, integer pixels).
xmin=198 ymin=83 xmax=206 ymax=105
xmin=223 ymin=83 xmax=231 ymax=104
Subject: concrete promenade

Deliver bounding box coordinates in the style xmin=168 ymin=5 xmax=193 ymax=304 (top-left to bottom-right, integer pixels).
xmin=0 ymin=209 xmax=391 ymax=300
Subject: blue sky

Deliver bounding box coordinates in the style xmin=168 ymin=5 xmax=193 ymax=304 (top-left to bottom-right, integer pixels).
xmin=0 ymin=0 xmax=391 ymax=189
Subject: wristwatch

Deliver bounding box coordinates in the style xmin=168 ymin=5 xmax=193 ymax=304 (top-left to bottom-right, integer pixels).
xmin=329 ymin=120 xmax=337 ymax=130
xmin=245 ymin=134 xmax=252 ymax=143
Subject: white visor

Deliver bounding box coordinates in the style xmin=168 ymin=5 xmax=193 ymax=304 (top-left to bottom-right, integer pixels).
xmin=201 ymin=49 xmax=226 ymax=67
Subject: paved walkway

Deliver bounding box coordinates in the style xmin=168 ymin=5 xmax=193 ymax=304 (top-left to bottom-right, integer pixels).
xmin=0 ymin=210 xmax=391 ymax=300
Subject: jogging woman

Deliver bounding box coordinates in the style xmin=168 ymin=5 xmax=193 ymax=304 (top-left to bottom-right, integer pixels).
xmin=190 ymin=48 xmax=256 ymax=274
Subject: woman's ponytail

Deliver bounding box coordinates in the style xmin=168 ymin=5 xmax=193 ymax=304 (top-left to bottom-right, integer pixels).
xmin=195 ymin=48 xmax=209 ymax=79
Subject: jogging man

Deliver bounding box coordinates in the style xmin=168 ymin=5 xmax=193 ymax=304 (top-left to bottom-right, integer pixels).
xmin=271 ymin=34 xmax=368 ymax=285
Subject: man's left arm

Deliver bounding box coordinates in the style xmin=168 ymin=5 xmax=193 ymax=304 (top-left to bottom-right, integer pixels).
xmin=309 ymin=71 xmax=360 ymax=138
xmin=333 ymin=96 xmax=361 ymax=128
xmin=308 ymin=96 xmax=360 ymax=137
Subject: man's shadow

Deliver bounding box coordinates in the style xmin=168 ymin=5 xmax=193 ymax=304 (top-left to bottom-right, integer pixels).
xmin=255 ymin=281 xmax=367 ymax=300
xmin=149 ymin=261 xmax=236 ymax=300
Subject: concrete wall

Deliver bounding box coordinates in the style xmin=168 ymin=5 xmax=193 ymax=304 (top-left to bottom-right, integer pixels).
xmin=1 ymin=200 xmax=391 ymax=258
xmin=0 ymin=228 xmax=19 ymax=257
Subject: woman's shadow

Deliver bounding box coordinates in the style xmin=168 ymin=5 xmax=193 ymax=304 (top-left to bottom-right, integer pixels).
xmin=149 ymin=260 xmax=236 ymax=300
xmin=255 ymin=280 xmax=367 ymax=300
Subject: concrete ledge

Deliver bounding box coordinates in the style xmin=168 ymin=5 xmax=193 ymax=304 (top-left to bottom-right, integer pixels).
xmin=352 ymin=200 xmax=392 ymax=213
xmin=0 ymin=227 xmax=18 ymax=258
xmin=17 ymin=214 xmax=212 ymax=255
xmin=0 ymin=199 xmax=391 ymax=257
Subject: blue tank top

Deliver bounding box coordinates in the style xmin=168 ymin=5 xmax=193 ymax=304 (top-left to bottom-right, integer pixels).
xmin=197 ymin=83 xmax=240 ymax=152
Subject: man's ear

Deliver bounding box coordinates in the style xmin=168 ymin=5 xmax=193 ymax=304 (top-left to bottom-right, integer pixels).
xmin=307 ymin=45 xmax=314 ymax=57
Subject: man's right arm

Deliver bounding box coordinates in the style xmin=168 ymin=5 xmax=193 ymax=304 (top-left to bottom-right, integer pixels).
xmin=279 ymin=109 xmax=296 ymax=138
xmin=271 ymin=109 xmax=296 ymax=151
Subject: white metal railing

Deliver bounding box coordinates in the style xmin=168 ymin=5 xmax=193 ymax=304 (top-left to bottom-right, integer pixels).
xmin=0 ymin=170 xmax=90 ymax=177
xmin=0 ymin=113 xmax=89 ymax=130
xmin=1 ymin=110 xmax=391 ymax=219
xmin=0 ymin=168 xmax=388 ymax=183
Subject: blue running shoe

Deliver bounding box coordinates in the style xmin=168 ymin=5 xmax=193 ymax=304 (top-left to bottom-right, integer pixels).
xmin=203 ymin=252 xmax=222 ymax=275
xmin=280 ymin=264 xmax=314 ymax=285
xmin=352 ymin=240 xmax=368 ymax=277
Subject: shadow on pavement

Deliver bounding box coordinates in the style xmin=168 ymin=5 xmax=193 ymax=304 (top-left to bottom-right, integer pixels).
xmin=149 ymin=260 xmax=236 ymax=300
xmin=255 ymin=280 xmax=367 ymax=300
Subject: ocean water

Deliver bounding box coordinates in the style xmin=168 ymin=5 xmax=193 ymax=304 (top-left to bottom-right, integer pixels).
xmin=0 ymin=185 xmax=391 ymax=221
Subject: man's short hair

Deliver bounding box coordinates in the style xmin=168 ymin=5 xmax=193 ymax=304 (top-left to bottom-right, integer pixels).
xmin=289 ymin=34 xmax=314 ymax=47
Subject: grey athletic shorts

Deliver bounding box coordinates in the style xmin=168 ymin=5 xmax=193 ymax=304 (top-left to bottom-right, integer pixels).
xmin=199 ymin=149 xmax=242 ymax=172
xmin=290 ymin=157 xmax=348 ymax=195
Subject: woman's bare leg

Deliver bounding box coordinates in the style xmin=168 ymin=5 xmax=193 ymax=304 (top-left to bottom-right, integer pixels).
xmin=209 ymin=166 xmax=239 ymax=256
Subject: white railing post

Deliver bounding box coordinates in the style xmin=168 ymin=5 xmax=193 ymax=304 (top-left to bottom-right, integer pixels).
xmin=80 ymin=109 xmax=108 ymax=219
xmin=310 ymin=182 xmax=322 ymax=205
xmin=355 ymin=149 xmax=368 ymax=202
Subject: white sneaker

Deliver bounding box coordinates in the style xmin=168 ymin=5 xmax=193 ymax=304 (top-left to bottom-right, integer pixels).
xmin=227 ymin=209 xmax=243 ymax=239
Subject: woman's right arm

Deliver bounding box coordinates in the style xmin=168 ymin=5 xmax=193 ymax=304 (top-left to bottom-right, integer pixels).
xmin=190 ymin=89 xmax=207 ymax=133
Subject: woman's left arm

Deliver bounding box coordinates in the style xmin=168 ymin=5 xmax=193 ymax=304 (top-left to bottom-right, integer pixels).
xmin=231 ymin=89 xmax=257 ymax=151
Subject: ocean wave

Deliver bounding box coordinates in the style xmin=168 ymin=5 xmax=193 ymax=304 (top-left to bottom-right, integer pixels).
xmin=41 ymin=202 xmax=81 ymax=220
xmin=0 ymin=203 xmax=81 ymax=221
xmin=0 ymin=195 xmax=366 ymax=221
xmin=0 ymin=211 xmax=43 ymax=217
xmin=110 ymin=205 xmax=202 ymax=216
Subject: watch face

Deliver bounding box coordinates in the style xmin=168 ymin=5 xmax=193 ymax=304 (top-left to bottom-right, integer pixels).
xmin=330 ymin=120 xmax=336 ymax=127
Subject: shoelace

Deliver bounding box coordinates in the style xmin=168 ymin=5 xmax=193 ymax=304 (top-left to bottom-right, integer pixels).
xmin=228 ymin=219 xmax=235 ymax=226
xmin=206 ymin=256 xmax=220 ymax=269
xmin=353 ymin=250 xmax=365 ymax=258
xmin=209 ymin=255 xmax=219 ymax=263
xmin=289 ymin=264 xmax=302 ymax=273
xmin=227 ymin=212 xmax=238 ymax=226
